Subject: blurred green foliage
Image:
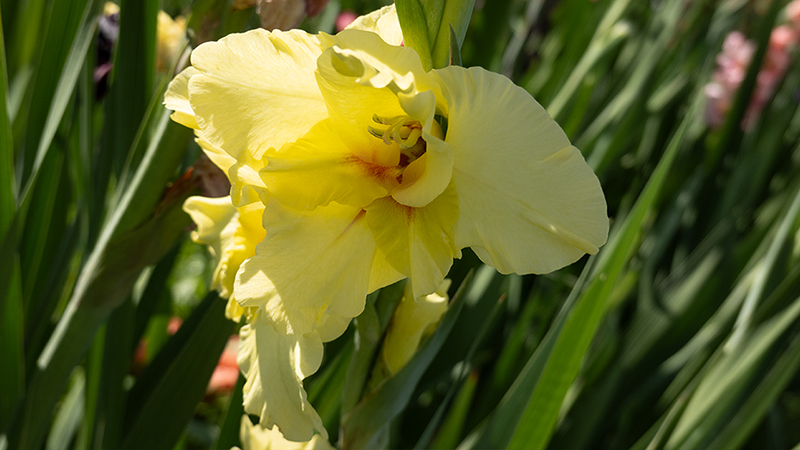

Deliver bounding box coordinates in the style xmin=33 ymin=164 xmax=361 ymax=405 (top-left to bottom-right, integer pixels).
xmin=2 ymin=0 xmax=800 ymax=449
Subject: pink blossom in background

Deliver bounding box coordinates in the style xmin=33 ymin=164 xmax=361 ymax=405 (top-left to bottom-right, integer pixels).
xmin=743 ymin=25 xmax=797 ymax=128
xmin=336 ymin=10 xmax=358 ymax=32
xmin=207 ymin=336 xmax=240 ymax=394
xmin=705 ymin=1 xmax=800 ymax=130
xmin=167 ymin=316 xmax=183 ymax=334
xmin=704 ymin=31 xmax=755 ymax=128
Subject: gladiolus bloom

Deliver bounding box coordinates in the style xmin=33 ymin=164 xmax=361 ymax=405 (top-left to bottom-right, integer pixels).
xmin=166 ymin=4 xmax=608 ymax=442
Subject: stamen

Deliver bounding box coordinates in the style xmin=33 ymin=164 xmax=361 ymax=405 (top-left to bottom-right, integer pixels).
xmin=368 ymin=114 xmax=426 ymax=159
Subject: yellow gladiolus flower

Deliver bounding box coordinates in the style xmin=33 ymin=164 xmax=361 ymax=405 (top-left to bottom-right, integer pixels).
xmin=166 ymin=4 xmax=608 ymax=442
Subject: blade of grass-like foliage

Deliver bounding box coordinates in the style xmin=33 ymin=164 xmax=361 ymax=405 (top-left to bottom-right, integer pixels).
xmin=665 ymin=292 xmax=800 ymax=450
xmin=660 ymin=185 xmax=800 ymax=450
xmin=0 ymin=0 xmax=100 ymax=318
xmin=215 ymin=374 xmax=246 ymax=450
xmin=20 ymin=150 xmax=63 ymax=309
xmin=467 ymin=110 xmax=689 ymax=450
xmin=75 ymin=331 xmax=104 ymax=450
xmin=341 ymin=281 xmax=404 ymax=417
xmin=96 ymin=299 xmax=137 ymax=450
xmin=429 ymin=371 xmax=479 ymax=449
xmin=45 ymin=369 xmax=85 ymax=450
xmin=726 ymin=182 xmax=800 ymax=351
xmin=430 ymin=0 xmax=474 ymax=69
xmin=307 ymin=341 xmax=353 ymax=439
xmin=505 ymin=114 xmax=690 ymax=450
xmin=0 ymin=9 xmax=22 ymax=434
xmin=18 ymin=0 xmax=99 ymax=205
xmin=0 ymin=4 xmax=13 ymax=236
xmin=6 ymin=111 xmax=194 ymax=450
xmin=464 ymin=258 xmax=598 ymax=450
xmin=16 ymin=0 xmax=90 ymax=177
xmin=121 ymin=292 xmax=235 ymax=450
xmin=707 ymin=330 xmax=800 ymax=450
xmin=0 ymin=260 xmax=23 ymax=433
xmin=395 ymin=0 xmax=433 ymax=70
xmin=414 ymin=293 xmax=505 ymax=449
xmin=104 ymin=0 xmax=158 ymax=173
xmin=545 ymin=21 xmax=629 ymax=121
xmin=340 ymin=272 xmax=473 ymax=449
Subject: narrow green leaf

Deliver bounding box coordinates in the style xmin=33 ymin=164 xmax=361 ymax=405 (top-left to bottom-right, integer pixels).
xmin=45 ymin=369 xmax=84 ymax=450
xmin=18 ymin=0 xmax=99 ymax=204
xmin=121 ymin=292 xmax=235 ymax=450
xmin=505 ymin=112 xmax=690 ymax=450
xmin=395 ymin=0 xmax=433 ymax=71
xmin=708 ymin=330 xmax=800 ymax=450
xmin=430 ymin=0 xmax=475 ymax=69
xmin=0 ymin=258 xmax=23 ymax=432
xmin=6 ymin=118 xmax=194 ymax=449
xmin=429 ymin=371 xmax=479 ymax=450
xmin=414 ymin=293 xmax=504 ymax=449
xmin=96 ymin=299 xmax=137 ymax=450
xmin=340 ymin=271 xmax=473 ymax=449
xmin=0 ymin=4 xmax=14 ymax=238
xmin=448 ymin=24 xmax=462 ymax=67
xmin=215 ymin=374 xmax=246 ymax=450
xmin=104 ymin=0 xmax=159 ymax=173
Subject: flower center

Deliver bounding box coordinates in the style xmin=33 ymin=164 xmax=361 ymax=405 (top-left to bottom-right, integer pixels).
xmin=367 ymin=114 xmax=427 ymax=167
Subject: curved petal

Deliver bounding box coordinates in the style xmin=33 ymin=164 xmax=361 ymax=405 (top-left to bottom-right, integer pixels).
xmin=316 ymin=314 xmax=351 ymax=343
xmin=260 ymin=119 xmax=395 ymax=210
xmin=195 ymin=131 xmax=237 ymax=175
xmin=238 ymin=316 xmax=326 ymax=442
xmin=164 ymin=66 xmax=199 ymax=129
xmin=314 ymin=30 xmax=438 ymax=167
xmin=195 ymin=133 xmax=270 ymax=207
xmin=382 ymin=279 xmax=449 ymax=373
xmin=365 ymin=182 xmax=458 ymax=298
xmin=239 ymin=415 xmax=334 ymax=450
xmin=189 ymin=29 xmax=328 ymax=160
xmin=390 ymin=90 xmax=453 ymax=207
xmin=431 ymin=66 xmax=609 ymax=274
xmin=345 ymin=5 xmax=403 ymax=46
xmin=368 ymin=243 xmax=406 ymax=293
xmin=234 ymin=199 xmax=375 ymax=335
xmin=183 ymin=197 xmax=265 ymax=317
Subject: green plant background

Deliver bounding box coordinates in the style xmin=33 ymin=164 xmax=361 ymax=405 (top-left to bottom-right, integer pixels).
xmin=2 ymin=0 xmax=800 ymax=449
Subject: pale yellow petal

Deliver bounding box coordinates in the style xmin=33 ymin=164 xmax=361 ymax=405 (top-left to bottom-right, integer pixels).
xmin=389 ymin=90 xmax=453 ymax=208
xmin=194 ymin=132 xmax=270 ymax=207
xmin=316 ymin=314 xmax=351 ymax=343
xmin=189 ymin=29 xmax=327 ymax=161
xmin=382 ymin=279 xmax=450 ymax=373
xmin=345 ymin=4 xmax=403 ymax=46
xmin=260 ymin=119 xmax=394 ymax=210
xmin=239 ymin=415 xmax=334 ymax=450
xmin=368 ymin=243 xmax=406 ymax=293
xmin=195 ymin=131 xmax=236 ymax=175
xmin=365 ymin=182 xmax=458 ymax=298
xmin=234 ymin=200 xmax=375 ymax=335
xmin=238 ymin=317 xmax=326 ymax=442
xmin=164 ymin=67 xmax=199 ymax=129
xmin=431 ymin=66 xmax=609 ymax=274
xmin=183 ymin=196 xmax=265 ymax=308
xmin=314 ymin=30 xmax=437 ymax=167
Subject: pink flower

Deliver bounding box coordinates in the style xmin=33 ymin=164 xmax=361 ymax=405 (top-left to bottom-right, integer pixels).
xmin=207 ymin=336 xmax=240 ymax=394
xmin=705 ymin=24 xmax=799 ymax=130
xmin=335 ymin=10 xmax=358 ymax=32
